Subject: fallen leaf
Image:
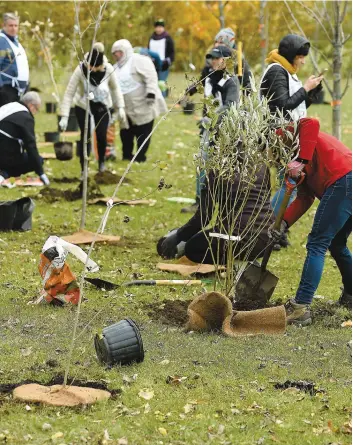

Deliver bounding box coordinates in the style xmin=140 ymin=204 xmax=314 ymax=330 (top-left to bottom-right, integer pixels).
xmin=159 ymin=359 xmax=170 ymax=365
xmin=25 ymin=405 xmax=31 ymax=411
xmin=118 ymin=439 xmax=128 ymax=445
xmin=42 ymin=423 xmax=52 ymax=431
xmin=166 ymin=375 xmax=187 ymax=385
xmin=341 ymin=421 xmax=352 ymax=434
xmin=138 ymin=389 xmax=154 ymax=400
xmin=51 ymin=432 xmax=64 ymax=440
xmin=21 ymin=347 xmax=33 ymax=357
xmin=184 ymin=402 xmax=198 ymax=414
xmin=144 ymin=403 xmax=151 ymax=414
xmin=158 ymin=427 xmax=167 ymax=436
xmin=341 ymin=320 xmax=352 ymax=327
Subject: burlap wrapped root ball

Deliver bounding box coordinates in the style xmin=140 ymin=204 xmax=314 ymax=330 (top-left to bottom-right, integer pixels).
xmin=185 ymin=292 xmax=233 ymax=332
xmin=222 ymin=305 xmax=286 ymax=337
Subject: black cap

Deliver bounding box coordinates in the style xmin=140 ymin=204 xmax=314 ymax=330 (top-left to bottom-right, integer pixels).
xmin=87 ymin=49 xmax=104 ymax=67
xmin=154 ymin=18 xmax=165 ymax=27
xmin=206 ymin=45 xmax=232 ymax=59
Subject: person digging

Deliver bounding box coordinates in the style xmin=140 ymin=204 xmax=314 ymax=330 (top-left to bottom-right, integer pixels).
xmin=269 ymin=129 xmax=352 ymax=325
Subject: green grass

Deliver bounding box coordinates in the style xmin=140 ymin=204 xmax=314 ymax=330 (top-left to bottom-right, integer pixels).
xmin=0 ymin=73 xmax=351 ymax=445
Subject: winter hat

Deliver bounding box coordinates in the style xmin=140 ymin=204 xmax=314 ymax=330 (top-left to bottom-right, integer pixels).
xmin=93 ymin=42 xmax=105 ymax=53
xmin=278 ymin=34 xmax=310 ymax=64
xmin=154 ymin=18 xmax=165 ymax=27
xmin=214 ymin=27 xmax=236 ymax=49
xmin=86 ymin=48 xmax=104 ymax=67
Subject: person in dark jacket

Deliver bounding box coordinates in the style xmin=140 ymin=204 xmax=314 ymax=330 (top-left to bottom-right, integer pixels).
xmin=148 ymin=19 xmax=174 ymax=95
xmin=260 ymin=34 xmax=324 ymax=218
xmin=270 ymin=132 xmax=352 ymax=324
xmin=182 ymin=46 xmax=240 ymax=214
xmin=0 ymin=92 xmax=49 ymax=185
xmin=158 ymin=162 xmax=274 ymax=265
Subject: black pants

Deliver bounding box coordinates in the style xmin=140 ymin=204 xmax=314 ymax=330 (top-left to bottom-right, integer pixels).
xmin=184 ymin=229 xmax=269 ymax=265
xmin=120 ymin=118 xmax=154 ymax=162
xmin=0 ymin=153 xmax=43 ymax=178
xmin=75 ymin=104 xmax=110 ymax=169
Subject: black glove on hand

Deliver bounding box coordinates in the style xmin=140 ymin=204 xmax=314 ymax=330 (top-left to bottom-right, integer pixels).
xmin=268 ymin=220 xmax=288 ymax=243
xmin=146 ymin=93 xmax=155 ymax=106
xmin=161 ymin=59 xmax=170 ymax=71
xmin=157 ymin=229 xmax=179 ymax=259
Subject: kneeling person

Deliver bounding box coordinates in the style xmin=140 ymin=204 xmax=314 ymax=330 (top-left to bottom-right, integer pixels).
xmin=0 ymin=92 xmax=49 ymax=185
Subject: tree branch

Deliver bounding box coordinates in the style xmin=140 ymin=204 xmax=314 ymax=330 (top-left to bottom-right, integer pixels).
xmin=342 ymin=73 xmax=351 ymax=98
xmin=310 ymin=44 xmax=333 ymax=67
xmin=342 ymin=33 xmax=351 ymax=44
xmin=339 ymin=0 xmax=349 ymax=24
xmin=205 ymin=1 xmax=220 ymax=21
xmin=297 ymin=0 xmax=333 ymax=42
xmin=319 ymin=0 xmax=335 ymax=36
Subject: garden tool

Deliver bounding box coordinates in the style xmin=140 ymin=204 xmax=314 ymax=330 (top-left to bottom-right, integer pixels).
xmin=233 ymin=173 xmax=305 ymax=310
xmin=85 ymin=277 xmax=212 ymax=290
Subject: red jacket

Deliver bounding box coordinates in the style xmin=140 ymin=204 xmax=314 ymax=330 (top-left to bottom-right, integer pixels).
xmin=284 ymin=131 xmax=352 ymax=227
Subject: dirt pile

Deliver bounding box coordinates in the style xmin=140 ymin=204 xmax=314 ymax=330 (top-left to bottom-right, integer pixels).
xmin=37 ymin=180 xmax=104 ymax=203
xmin=94 ymin=171 xmax=131 ymax=185
xmin=146 ymin=299 xmax=192 ymax=326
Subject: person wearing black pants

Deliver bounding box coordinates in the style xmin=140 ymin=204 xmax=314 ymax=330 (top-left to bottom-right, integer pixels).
xmin=120 ymin=118 xmax=154 ymax=162
xmin=75 ymin=102 xmax=110 ymax=170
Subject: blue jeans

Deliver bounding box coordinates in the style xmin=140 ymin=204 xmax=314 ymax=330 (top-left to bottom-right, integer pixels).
xmin=271 ymin=170 xmax=297 ymax=216
xmin=158 ymin=69 xmax=169 ymax=97
xmin=296 ymin=171 xmax=352 ymax=305
xmin=195 ymin=129 xmax=209 ymax=199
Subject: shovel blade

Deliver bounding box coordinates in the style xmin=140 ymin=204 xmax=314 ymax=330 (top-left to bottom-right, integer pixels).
xmin=234 ymin=262 xmax=279 ymax=310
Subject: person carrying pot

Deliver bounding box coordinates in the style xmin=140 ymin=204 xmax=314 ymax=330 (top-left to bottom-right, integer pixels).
xmin=0 ymin=92 xmax=49 ymax=186
xmin=181 ymin=45 xmax=240 ymax=214
xmin=269 ymin=130 xmax=352 ymax=324
xmin=59 ymin=43 xmax=127 ymax=174
xmin=260 ymin=34 xmax=323 ymax=247
xmin=111 ymin=39 xmax=167 ymax=163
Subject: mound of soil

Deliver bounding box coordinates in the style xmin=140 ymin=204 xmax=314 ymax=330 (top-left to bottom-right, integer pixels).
xmin=37 ymin=180 xmax=104 ymax=203
xmin=52 ymin=177 xmax=80 ymax=184
xmin=146 ymin=299 xmax=192 ymax=326
xmin=94 ymin=171 xmax=131 ymax=185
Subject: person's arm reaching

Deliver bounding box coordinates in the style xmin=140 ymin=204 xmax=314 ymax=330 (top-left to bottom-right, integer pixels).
xmin=283 ymin=183 xmax=316 ymax=227
xmin=19 ymin=112 xmax=45 ymax=178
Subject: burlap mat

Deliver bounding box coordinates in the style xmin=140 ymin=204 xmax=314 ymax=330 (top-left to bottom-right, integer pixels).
xmin=185 ymin=292 xmax=286 ymax=336
xmin=13 ymin=384 xmax=110 ymax=406
xmin=157 ymin=256 xmax=225 ymax=277
xmin=62 ymin=229 xmax=120 ymax=245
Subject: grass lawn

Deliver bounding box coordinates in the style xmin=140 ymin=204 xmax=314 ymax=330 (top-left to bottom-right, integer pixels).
xmin=0 ymin=72 xmax=351 ymax=445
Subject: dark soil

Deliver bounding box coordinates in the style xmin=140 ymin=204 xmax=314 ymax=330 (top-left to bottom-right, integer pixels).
xmin=37 ymin=181 xmax=104 ymax=203
xmin=94 ymin=171 xmax=131 ymax=185
xmin=274 ymin=380 xmax=325 ymax=396
xmin=146 ymin=299 xmax=192 ymax=326
xmin=52 ymin=177 xmax=80 ymax=184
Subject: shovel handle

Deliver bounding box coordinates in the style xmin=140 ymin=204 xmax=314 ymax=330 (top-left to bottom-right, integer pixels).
xmin=261 ymin=172 xmax=305 ymax=271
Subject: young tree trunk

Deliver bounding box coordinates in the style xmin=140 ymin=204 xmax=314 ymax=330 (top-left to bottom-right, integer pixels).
xmin=259 ymin=0 xmax=267 ymax=73
xmin=218 ymin=0 xmax=225 ymax=29
xmin=332 ymin=0 xmax=343 ymax=140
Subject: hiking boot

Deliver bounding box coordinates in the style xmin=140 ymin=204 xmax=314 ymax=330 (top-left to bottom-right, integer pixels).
xmin=284 ymin=298 xmax=312 ymax=326
xmin=337 ymin=288 xmax=352 ymax=310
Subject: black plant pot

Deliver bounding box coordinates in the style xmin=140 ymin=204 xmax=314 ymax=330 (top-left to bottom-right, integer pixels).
xmin=95 ymin=318 xmax=144 ymax=366
xmin=54 ymin=141 xmax=73 ymax=161
xmin=183 ymin=101 xmax=195 ymax=115
xmin=44 ymin=131 xmax=60 ymax=143
xmin=45 ymin=102 xmax=57 ymax=114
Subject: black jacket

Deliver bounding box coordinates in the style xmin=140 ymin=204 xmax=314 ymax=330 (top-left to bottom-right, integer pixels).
xmin=0 ymin=105 xmax=43 ymax=176
xmin=148 ymin=32 xmax=175 ymax=65
xmin=208 ymin=70 xmax=239 ymax=112
xmin=177 ymin=164 xmax=274 ymax=245
xmin=260 ymin=34 xmax=322 ymax=118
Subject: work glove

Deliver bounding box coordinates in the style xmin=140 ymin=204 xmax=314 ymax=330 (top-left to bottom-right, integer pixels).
xmin=146 ymin=93 xmax=155 ymax=106
xmin=40 ymin=173 xmax=50 ymax=186
xmin=59 ymin=116 xmax=68 ymax=132
xmin=157 ymin=229 xmax=179 ymax=259
xmin=287 ymin=160 xmax=305 ymax=179
xmin=268 ymin=220 xmax=288 ymax=243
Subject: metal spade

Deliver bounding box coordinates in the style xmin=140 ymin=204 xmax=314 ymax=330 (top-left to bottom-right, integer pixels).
xmin=233 ymin=174 xmax=304 ymax=310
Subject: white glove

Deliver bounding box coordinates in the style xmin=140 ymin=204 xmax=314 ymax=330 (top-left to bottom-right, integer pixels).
xmin=59 ymin=116 xmax=68 ymax=132
xmin=117 ymin=108 xmax=129 ymax=130
xmin=40 ymin=173 xmax=50 ymax=186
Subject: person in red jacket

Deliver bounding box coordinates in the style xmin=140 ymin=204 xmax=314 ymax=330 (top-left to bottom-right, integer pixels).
xmin=272 ymin=131 xmax=352 ymax=324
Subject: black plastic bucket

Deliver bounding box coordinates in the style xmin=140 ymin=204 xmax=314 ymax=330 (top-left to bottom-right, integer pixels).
xmin=45 ymin=102 xmax=57 ymax=114
xmin=44 ymin=131 xmax=60 ymax=143
xmin=183 ymin=102 xmax=195 ymax=115
xmin=54 ymin=141 xmax=73 ymax=161
xmin=94 ymin=318 xmax=144 ymax=366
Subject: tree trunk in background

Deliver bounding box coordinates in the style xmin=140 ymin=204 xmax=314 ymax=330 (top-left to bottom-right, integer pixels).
xmin=332 ymin=0 xmax=343 ymax=140
xmin=259 ymin=0 xmax=267 ymax=73
xmin=218 ymin=0 xmax=225 ymax=29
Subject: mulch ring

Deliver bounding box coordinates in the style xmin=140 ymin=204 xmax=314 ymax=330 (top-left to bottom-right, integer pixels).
xmin=36 ymin=180 xmax=104 ymax=203
xmin=94 ymin=171 xmax=132 ymax=185
xmin=145 ymin=299 xmax=192 ymax=326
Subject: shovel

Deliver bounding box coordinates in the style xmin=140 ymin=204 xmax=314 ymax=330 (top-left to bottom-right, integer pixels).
xmin=233 ymin=173 xmax=305 ymax=310
xmin=85 ymin=277 xmax=212 ymax=290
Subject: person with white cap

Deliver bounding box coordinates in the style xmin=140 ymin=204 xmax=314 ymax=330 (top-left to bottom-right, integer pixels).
xmin=0 ymin=13 xmax=29 ymax=102
xmin=59 ymin=43 xmax=127 ymax=174
xmin=111 ymin=39 xmax=167 ymax=163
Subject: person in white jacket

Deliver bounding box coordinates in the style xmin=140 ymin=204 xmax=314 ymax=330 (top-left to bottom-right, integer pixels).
xmin=111 ymin=39 xmax=167 ymax=162
xmin=59 ymin=43 xmax=127 ymax=173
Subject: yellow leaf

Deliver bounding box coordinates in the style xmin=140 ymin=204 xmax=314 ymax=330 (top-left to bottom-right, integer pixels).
xmin=158 ymin=427 xmax=167 ymax=436
xmin=138 ymin=389 xmax=154 ymax=400
xmin=341 ymin=320 xmax=352 ymax=327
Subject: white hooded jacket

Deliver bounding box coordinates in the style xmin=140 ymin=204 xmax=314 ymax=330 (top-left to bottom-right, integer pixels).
xmin=112 ymin=39 xmax=167 ymax=126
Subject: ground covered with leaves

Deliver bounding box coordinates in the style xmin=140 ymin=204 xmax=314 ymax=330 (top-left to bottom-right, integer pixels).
xmin=0 ymin=74 xmax=351 ymax=444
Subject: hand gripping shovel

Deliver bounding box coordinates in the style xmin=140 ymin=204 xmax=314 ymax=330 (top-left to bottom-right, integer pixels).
xmin=233 ymin=173 xmax=305 ymax=310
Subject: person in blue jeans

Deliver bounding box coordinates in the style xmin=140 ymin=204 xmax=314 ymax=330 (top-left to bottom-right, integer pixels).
xmin=270 ymin=131 xmax=352 ymax=325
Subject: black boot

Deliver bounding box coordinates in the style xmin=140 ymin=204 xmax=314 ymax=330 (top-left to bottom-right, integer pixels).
xmin=338 ymin=288 xmax=352 ymax=310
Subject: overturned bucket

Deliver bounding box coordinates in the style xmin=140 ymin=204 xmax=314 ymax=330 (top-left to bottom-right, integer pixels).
xmin=94 ymin=318 xmax=144 ymax=366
